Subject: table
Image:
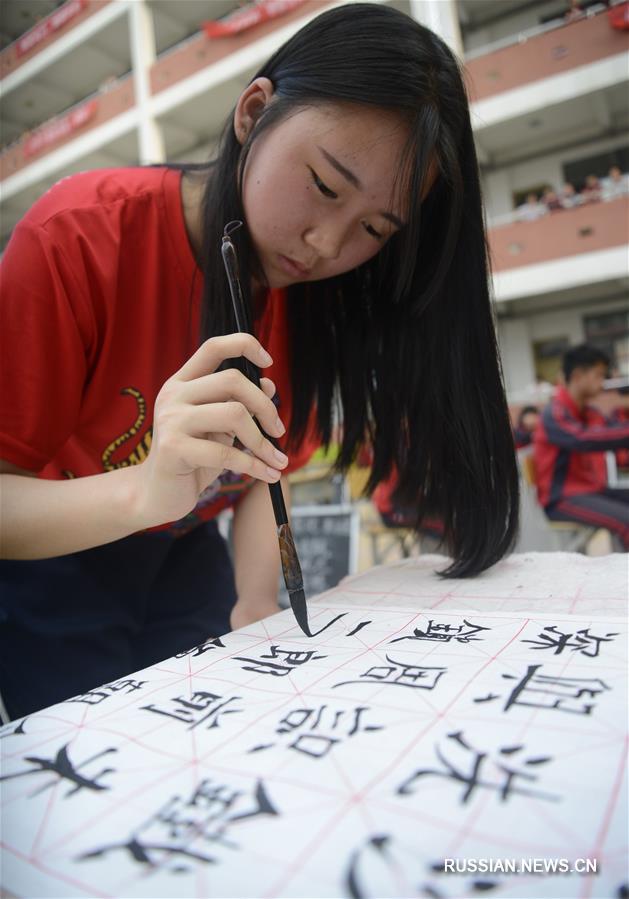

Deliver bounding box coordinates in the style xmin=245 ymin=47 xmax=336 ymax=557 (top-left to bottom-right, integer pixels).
xmin=1 ymin=552 xmax=627 ymax=898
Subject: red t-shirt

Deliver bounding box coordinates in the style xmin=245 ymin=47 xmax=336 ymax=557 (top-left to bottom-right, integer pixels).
xmin=0 ymin=166 xmax=319 ymax=533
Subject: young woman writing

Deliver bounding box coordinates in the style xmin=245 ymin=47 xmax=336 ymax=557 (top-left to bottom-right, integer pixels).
xmin=0 ymin=3 xmax=519 ymax=719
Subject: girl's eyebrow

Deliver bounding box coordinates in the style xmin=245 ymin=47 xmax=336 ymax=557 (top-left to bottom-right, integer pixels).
xmin=316 ymin=145 xmax=406 ymax=229
xmin=317 ymin=145 xmax=362 ymax=189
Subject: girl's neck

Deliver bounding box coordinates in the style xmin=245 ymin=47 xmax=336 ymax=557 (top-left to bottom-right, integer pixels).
xmin=180 ymin=170 xmax=205 ymax=265
xmin=180 ymin=168 xmax=266 ymax=304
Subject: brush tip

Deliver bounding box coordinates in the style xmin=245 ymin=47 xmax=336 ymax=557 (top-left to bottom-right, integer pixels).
xmin=288 ymin=587 xmax=311 ymax=637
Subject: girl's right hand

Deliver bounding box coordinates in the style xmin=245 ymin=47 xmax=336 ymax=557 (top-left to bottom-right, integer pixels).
xmin=134 ymin=333 xmax=288 ymax=528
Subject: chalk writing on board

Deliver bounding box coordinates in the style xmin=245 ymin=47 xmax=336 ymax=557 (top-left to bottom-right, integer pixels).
xmin=66 ymin=678 xmax=147 ymax=706
xmin=397 ymin=731 xmax=558 ymax=804
xmin=249 ymin=704 xmax=383 ymax=758
xmin=334 ymin=656 xmax=447 ymax=691
xmin=390 ymin=618 xmax=491 ymax=645
xmin=79 ymin=778 xmax=279 ymax=872
xmin=141 ymin=691 xmax=242 ymax=730
xmin=0 ymin=744 xmax=117 ymax=798
xmin=234 ymin=645 xmax=327 ymax=676
xmin=474 ymin=665 xmax=612 ymax=714
xmin=521 ymin=625 xmax=619 ymax=657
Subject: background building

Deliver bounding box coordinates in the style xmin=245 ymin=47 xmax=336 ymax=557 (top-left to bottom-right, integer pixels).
xmin=1 ymin=0 xmax=627 ymax=393
xmin=1 ymin=0 xmax=628 ymax=572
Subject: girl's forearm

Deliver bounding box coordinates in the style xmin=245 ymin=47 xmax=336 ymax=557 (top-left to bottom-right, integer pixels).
xmin=0 ymin=468 xmax=149 ymax=559
xmin=231 ymin=478 xmax=285 ymax=623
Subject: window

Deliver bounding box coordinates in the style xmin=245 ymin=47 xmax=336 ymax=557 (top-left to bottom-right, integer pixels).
xmin=583 ymin=309 xmax=629 ymax=377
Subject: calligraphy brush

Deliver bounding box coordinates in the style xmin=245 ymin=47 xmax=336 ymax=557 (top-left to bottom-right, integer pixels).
xmin=221 ymin=220 xmax=312 ymax=637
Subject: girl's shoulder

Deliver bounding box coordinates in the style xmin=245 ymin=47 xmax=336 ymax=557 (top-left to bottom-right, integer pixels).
xmin=21 ymin=166 xmax=174 ymax=233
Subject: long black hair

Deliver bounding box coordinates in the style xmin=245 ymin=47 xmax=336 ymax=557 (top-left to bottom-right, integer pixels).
xmin=189 ymin=2 xmax=519 ymax=577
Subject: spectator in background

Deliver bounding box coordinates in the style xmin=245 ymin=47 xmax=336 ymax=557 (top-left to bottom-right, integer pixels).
xmin=564 ymin=0 xmax=585 ymax=22
xmin=558 ymin=181 xmax=583 ymax=208
xmin=601 ymin=165 xmax=629 ymax=201
xmin=534 ymin=344 xmax=629 ymax=549
xmin=513 ymin=405 xmax=540 ymax=449
xmin=541 ymin=187 xmax=562 ymax=212
xmin=517 ymin=192 xmax=547 ymax=221
xmin=581 ymin=174 xmax=602 ymax=203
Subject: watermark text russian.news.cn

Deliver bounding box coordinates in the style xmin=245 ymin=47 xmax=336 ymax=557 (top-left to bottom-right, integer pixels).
xmin=443 ymin=858 xmax=598 ymax=875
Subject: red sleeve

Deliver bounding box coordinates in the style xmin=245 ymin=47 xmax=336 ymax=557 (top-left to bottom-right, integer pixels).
xmin=541 ymin=400 xmax=629 ymax=453
xmin=0 ymin=221 xmax=93 ymax=471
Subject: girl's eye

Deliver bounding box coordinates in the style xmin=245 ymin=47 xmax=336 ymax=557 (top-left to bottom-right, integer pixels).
xmin=308 ymin=167 xmax=337 ymax=199
xmin=363 ymin=222 xmax=383 ymax=241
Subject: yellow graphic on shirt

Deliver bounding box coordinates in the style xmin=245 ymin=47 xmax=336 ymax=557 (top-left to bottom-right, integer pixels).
xmin=102 ymin=387 xmax=152 ymax=471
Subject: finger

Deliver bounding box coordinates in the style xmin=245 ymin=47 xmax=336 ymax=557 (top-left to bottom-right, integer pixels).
xmin=180 ymin=435 xmax=284 ymax=484
xmin=177 ymin=334 xmax=273 ymax=382
xmin=184 ymin=402 xmax=288 ymax=470
xmin=177 ymin=369 xmax=285 ymax=437
xmin=260 ymin=378 xmax=276 ymax=399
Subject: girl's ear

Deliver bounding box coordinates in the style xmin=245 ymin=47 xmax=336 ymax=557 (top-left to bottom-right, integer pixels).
xmin=234 ymin=77 xmax=275 ymax=144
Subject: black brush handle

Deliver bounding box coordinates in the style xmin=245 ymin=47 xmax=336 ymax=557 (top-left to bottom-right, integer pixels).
xmin=220 ymin=221 xmax=311 ymax=638
xmin=221 ymin=226 xmax=288 ymax=528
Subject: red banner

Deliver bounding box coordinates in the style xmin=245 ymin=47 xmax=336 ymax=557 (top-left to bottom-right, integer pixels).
xmin=202 ymin=0 xmax=308 ymax=38
xmin=23 ymin=100 xmax=98 ymax=159
xmin=16 ymin=0 xmax=88 ymax=58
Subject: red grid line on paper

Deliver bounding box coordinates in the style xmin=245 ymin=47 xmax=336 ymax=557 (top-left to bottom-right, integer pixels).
xmin=582 ymin=735 xmax=629 ymax=899
xmin=263 ymin=618 xmax=533 ymax=897
xmin=1 ymin=557 xmax=627 ymax=899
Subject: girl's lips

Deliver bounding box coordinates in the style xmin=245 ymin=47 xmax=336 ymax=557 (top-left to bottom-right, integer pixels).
xmin=277 ymin=254 xmax=311 ymax=278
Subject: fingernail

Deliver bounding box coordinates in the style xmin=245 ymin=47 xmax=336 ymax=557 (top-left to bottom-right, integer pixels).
xmin=275 ymin=416 xmax=285 ymax=435
xmin=274 ymin=449 xmax=288 ymax=465
xmin=266 ymin=467 xmax=281 ymax=480
xmin=259 ymin=348 xmax=272 ymax=365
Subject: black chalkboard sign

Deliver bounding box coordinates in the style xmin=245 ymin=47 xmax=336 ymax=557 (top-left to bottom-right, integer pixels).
xmin=279 ymin=504 xmax=359 ymax=603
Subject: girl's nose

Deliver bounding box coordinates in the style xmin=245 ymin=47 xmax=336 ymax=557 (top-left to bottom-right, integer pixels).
xmin=303 ymin=225 xmax=343 ymax=261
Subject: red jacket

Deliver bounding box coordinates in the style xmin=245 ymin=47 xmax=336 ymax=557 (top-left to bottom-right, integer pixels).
xmin=533 ymin=386 xmax=629 ymax=507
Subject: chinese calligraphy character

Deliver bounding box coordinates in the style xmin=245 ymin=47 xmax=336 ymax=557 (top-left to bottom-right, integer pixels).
xmin=390 ymin=619 xmax=491 ymax=645
xmin=66 ymin=678 xmax=147 ymax=706
xmin=174 ymin=636 xmax=226 ymax=658
xmin=397 ymin=731 xmax=558 ymax=804
xmin=79 ymin=778 xmax=279 ymax=872
xmin=334 ymin=655 xmax=446 ymax=691
xmin=474 ymin=665 xmax=611 ymax=715
xmin=307 ymin=612 xmax=348 ymax=636
xmin=346 ymin=620 xmax=372 ymax=637
xmin=345 ymin=834 xmax=393 ymax=898
xmin=522 ymin=626 xmax=618 ymax=658
xmin=141 ymin=691 xmax=242 ymax=730
xmin=419 ymin=861 xmax=501 ymax=899
xmin=0 ymin=743 xmax=117 ymax=798
xmin=0 ymin=718 xmax=27 ymax=739
xmin=250 ymin=705 xmax=382 ymax=758
xmin=234 ymin=645 xmax=327 ymax=676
